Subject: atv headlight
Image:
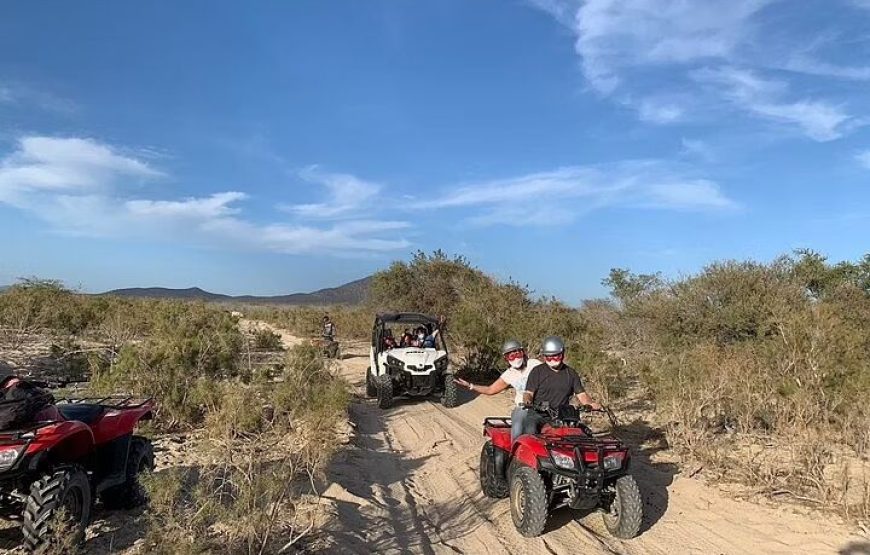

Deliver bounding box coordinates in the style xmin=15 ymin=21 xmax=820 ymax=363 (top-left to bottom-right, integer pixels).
xmin=434 ymin=355 xmax=448 ymax=371
xmin=551 ymin=450 xmax=575 ymax=470
xmin=0 ymin=446 xmax=23 ymax=471
xmin=602 ymin=455 xmax=622 ymax=471
xmin=386 ymin=355 xmax=405 ymax=369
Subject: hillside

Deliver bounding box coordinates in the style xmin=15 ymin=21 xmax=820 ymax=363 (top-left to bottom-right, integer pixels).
xmin=102 ymin=276 xmax=371 ymax=305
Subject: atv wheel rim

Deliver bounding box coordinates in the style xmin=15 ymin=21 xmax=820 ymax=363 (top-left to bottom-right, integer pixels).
xmin=511 ymin=479 xmax=525 ymax=522
xmin=63 ymin=487 xmax=84 ymax=522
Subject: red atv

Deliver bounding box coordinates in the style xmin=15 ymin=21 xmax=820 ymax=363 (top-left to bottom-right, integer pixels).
xmin=480 ymin=403 xmax=642 ymax=538
xmin=0 ymin=392 xmax=155 ymax=552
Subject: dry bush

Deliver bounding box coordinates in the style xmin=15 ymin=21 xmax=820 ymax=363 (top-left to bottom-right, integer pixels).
xmin=142 ymin=344 xmax=349 ymax=554
xmin=604 ymin=252 xmax=870 ymax=520
xmin=250 ymin=327 xmax=284 ymax=351
xmin=89 ymin=302 xmax=243 ymax=428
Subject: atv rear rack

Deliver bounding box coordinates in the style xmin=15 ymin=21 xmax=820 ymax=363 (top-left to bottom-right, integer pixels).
xmin=483 ymin=417 xmax=512 ymax=428
xmin=55 ymin=396 xmax=154 ymax=409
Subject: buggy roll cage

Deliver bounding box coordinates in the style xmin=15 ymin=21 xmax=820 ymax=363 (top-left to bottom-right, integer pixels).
xmin=372 ymin=312 xmax=448 ymax=357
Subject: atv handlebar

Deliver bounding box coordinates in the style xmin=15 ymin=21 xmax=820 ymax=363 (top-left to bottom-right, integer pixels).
xmin=522 ymin=402 xmax=620 ymax=428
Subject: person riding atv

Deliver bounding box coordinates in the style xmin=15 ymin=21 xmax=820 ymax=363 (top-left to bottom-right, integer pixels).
xmin=520 ymin=336 xmax=601 ymax=438
xmin=455 ymin=339 xmax=541 ymax=441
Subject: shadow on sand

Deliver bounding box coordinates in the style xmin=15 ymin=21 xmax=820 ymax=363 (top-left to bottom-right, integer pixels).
xmin=313 ymin=399 xmax=493 ymax=554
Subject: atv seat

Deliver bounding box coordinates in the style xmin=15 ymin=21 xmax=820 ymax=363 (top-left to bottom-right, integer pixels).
xmin=57 ymin=403 xmax=105 ymax=425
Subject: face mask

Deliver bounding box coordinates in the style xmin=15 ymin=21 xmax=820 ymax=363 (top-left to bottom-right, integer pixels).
xmin=546 ymin=359 xmax=562 ymax=369
xmin=417 ymin=334 xmax=425 ymax=340
xmin=509 ymin=358 xmax=524 ymax=370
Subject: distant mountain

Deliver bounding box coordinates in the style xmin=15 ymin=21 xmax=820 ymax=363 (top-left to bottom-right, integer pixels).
xmin=102 ymin=276 xmax=371 ymax=305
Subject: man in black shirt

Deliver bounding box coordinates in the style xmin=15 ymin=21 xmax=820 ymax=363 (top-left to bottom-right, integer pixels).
xmin=519 ymin=336 xmax=601 ymax=437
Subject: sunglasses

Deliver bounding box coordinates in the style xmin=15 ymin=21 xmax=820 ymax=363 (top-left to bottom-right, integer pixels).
xmin=504 ymin=350 xmax=525 ymax=361
xmin=542 ymin=353 xmax=564 ymax=361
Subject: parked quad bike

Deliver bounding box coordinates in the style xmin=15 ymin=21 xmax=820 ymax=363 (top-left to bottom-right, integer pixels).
xmin=313 ymin=338 xmax=340 ymax=359
xmin=0 ymin=395 xmax=155 ymax=552
xmin=480 ymin=404 xmax=642 ymax=539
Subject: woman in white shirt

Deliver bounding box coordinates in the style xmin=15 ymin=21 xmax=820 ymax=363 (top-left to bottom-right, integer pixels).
xmin=455 ymin=340 xmax=540 ymax=441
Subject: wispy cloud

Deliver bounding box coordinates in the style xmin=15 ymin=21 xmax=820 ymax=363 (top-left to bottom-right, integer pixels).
xmin=0 ymin=81 xmax=78 ymax=114
xmin=0 ymin=136 xmax=409 ymax=255
xmin=680 ymin=138 xmax=716 ymax=162
xmin=691 ymin=66 xmax=855 ymax=141
xmin=569 ymin=0 xmax=771 ymax=94
xmin=527 ymin=0 xmax=867 ymax=142
xmin=856 ymin=149 xmax=870 ymax=169
xmin=283 ymin=166 xmax=381 ymax=219
xmin=637 ymin=98 xmax=684 ymax=124
xmin=416 ymin=161 xmax=738 ymax=226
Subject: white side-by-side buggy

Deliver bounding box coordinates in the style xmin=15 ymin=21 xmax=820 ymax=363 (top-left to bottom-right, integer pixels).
xmin=366 ymin=312 xmax=458 ymax=409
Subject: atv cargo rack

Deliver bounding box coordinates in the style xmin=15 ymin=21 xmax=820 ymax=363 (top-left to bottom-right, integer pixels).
xmin=55 ymin=396 xmax=154 ymax=409
xmin=482 ymin=417 xmax=511 ymax=430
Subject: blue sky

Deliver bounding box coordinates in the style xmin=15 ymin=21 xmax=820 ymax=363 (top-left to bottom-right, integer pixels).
xmin=1 ymin=0 xmax=869 ymax=303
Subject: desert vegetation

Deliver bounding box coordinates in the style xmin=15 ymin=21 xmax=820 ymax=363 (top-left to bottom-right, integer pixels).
xmin=0 ymin=281 xmax=350 ymax=553
xmin=2 ymin=248 xmax=868 ymax=547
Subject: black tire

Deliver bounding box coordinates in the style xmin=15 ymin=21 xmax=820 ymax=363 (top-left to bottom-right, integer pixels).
xmin=376 ymin=374 xmax=393 ymax=409
xmin=365 ymin=367 xmax=377 ymax=398
xmin=441 ymin=372 xmax=458 ymax=408
xmin=479 ymin=442 xmax=509 ymax=498
xmin=100 ymin=436 xmax=155 ymax=510
xmin=22 ymin=465 xmax=92 ymax=553
xmin=602 ymin=474 xmax=643 ymax=539
xmin=509 ymin=465 xmax=548 ymax=537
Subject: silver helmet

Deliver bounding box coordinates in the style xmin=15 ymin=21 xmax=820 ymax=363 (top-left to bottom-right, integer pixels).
xmin=540 ymin=336 xmax=565 ymax=356
xmin=500 ymin=339 xmax=524 ymax=356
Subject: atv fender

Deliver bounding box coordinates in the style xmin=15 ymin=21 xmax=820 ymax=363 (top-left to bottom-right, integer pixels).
xmin=486 ymin=441 xmax=508 ymax=478
xmin=91 ymin=407 xmax=153 ymax=444
xmin=512 ymin=440 xmax=548 ymax=471
xmin=22 ymin=422 xmax=95 ymax=469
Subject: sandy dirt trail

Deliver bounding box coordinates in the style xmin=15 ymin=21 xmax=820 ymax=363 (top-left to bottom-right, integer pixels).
xmin=317 ymin=337 xmax=868 ymax=555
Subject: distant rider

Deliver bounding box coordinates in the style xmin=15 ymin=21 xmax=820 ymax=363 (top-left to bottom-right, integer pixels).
xmin=455 ymin=340 xmax=541 ymax=441
xmin=322 ymin=315 xmax=336 ymax=342
xmin=520 ymin=336 xmax=601 ymax=438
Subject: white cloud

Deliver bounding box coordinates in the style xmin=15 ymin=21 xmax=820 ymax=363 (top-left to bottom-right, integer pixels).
xmin=126 ymin=192 xmax=247 ymax=219
xmin=643 ymin=180 xmax=736 ymax=210
xmin=637 ymin=98 xmax=684 ymax=123
xmin=856 ymin=150 xmax=870 ymax=169
xmin=0 ymin=137 xmax=160 ymax=200
xmin=416 ymin=161 xmax=738 ymax=226
xmin=285 ymin=166 xmax=381 ymax=219
xmin=692 ymin=66 xmax=854 ymax=141
xmin=784 ymin=57 xmax=870 ymax=81
xmin=0 ymin=136 xmax=409 ymax=255
xmin=569 ymin=0 xmax=771 ymax=93
xmin=418 ymin=167 xmax=605 ymax=209
xmin=528 ymin=0 xmax=866 ymax=141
